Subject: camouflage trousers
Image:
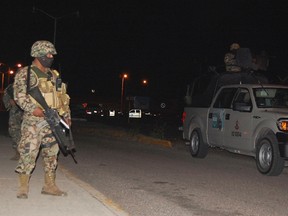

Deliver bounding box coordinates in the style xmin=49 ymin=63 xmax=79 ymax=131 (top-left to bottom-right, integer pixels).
xmin=15 ymin=116 xmax=59 ymax=175
xmin=8 ymin=106 xmax=23 ymax=149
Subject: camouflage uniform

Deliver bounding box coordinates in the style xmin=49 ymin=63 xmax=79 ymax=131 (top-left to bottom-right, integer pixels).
xmin=13 ymin=40 xmax=71 ymax=199
xmin=2 ymin=84 xmax=23 ymax=151
xmin=14 ymin=65 xmax=61 ymax=174
xmin=224 ymin=43 xmax=241 ymax=72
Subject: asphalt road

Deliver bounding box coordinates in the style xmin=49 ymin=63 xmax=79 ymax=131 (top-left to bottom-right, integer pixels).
xmin=60 ymin=122 xmax=288 ymax=216
xmin=2 ymin=112 xmax=288 ymax=216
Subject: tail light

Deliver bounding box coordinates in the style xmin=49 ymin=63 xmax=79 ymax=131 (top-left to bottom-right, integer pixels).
xmin=181 ymin=111 xmax=186 ymax=124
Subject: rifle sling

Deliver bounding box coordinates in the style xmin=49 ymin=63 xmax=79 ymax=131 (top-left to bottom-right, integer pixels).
xmin=28 ymin=87 xmax=50 ymax=111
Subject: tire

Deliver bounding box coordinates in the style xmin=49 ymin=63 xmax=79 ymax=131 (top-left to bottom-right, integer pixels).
xmin=189 ymin=128 xmax=208 ymax=158
xmin=256 ymin=133 xmax=284 ymax=176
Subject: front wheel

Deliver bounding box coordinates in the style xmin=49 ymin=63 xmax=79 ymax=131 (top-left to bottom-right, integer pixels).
xmin=256 ymin=133 xmax=284 ymax=176
xmin=189 ymin=128 xmax=208 ymax=158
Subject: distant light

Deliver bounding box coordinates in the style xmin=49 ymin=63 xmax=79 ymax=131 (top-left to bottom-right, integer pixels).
xmin=17 ymin=64 xmax=22 ymax=68
xmin=9 ymin=70 xmax=14 ymax=75
xmin=91 ymin=89 xmax=95 ymax=93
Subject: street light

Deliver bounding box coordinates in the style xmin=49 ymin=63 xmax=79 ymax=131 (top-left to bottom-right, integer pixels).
xmin=142 ymin=79 xmax=148 ymax=85
xmin=0 ymin=63 xmax=22 ymax=91
xmin=33 ymin=6 xmax=79 ymax=46
xmin=121 ymin=73 xmax=128 ymax=113
xmin=7 ymin=70 xmax=14 ymax=85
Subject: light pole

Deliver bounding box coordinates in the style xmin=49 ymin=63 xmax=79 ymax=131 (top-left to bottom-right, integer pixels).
xmin=0 ymin=63 xmax=8 ymax=91
xmin=33 ymin=6 xmax=79 ymax=46
xmin=0 ymin=72 xmax=4 ymax=92
xmin=121 ymin=73 xmax=128 ymax=113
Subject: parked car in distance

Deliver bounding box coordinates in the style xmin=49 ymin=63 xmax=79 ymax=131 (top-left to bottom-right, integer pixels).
xmin=85 ymin=103 xmax=105 ymax=117
xmin=129 ymin=109 xmax=142 ymax=118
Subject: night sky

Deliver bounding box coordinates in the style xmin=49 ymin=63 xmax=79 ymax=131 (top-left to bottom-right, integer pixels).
xmin=1 ymin=0 xmax=288 ymax=105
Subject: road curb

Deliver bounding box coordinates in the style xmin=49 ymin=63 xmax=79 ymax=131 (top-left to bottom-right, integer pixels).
xmin=73 ymin=126 xmax=173 ymax=148
xmin=135 ymin=134 xmax=173 ymax=148
xmin=59 ymin=165 xmax=129 ymax=216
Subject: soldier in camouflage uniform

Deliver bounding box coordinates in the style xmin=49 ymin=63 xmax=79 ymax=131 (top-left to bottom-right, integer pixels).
xmin=224 ymin=43 xmax=241 ymax=72
xmin=2 ymin=84 xmax=23 ymax=160
xmin=13 ymin=40 xmax=71 ymax=199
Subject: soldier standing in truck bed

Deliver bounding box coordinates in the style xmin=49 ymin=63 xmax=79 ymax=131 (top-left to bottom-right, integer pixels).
xmin=224 ymin=43 xmax=241 ymax=72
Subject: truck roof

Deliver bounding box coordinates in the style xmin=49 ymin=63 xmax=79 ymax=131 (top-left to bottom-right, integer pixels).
xmin=186 ymin=72 xmax=287 ymax=107
xmin=219 ymin=83 xmax=288 ymax=89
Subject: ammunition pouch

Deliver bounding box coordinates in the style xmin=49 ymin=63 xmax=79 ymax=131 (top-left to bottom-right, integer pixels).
xmin=37 ymin=78 xmax=70 ymax=115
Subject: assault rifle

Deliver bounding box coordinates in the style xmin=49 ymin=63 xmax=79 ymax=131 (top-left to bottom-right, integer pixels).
xmin=28 ymin=87 xmax=77 ymax=164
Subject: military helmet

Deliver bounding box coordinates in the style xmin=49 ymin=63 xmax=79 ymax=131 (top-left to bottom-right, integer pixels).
xmin=30 ymin=40 xmax=57 ymax=57
xmin=230 ymin=43 xmax=240 ymax=51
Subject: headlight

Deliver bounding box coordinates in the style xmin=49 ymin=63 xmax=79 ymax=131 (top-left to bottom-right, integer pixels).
xmin=277 ymin=119 xmax=288 ymax=131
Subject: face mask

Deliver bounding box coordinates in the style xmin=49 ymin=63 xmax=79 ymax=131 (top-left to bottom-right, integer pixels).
xmin=37 ymin=56 xmax=54 ymax=68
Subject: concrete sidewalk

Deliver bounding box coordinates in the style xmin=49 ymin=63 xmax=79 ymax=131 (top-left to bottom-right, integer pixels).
xmin=0 ymin=135 xmax=129 ymax=216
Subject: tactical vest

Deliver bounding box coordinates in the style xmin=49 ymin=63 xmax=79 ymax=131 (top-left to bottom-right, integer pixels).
xmin=29 ymin=67 xmax=70 ymax=116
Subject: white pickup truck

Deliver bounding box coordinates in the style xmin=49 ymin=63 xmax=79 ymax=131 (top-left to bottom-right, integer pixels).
xmin=182 ymin=83 xmax=288 ymax=176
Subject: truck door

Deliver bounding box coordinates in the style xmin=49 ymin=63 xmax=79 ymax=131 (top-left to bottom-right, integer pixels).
xmin=224 ymin=88 xmax=253 ymax=153
xmin=208 ymin=88 xmax=237 ymax=147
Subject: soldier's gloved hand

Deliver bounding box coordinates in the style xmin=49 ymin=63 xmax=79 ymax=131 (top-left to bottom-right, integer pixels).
xmin=32 ymin=107 xmax=44 ymax=117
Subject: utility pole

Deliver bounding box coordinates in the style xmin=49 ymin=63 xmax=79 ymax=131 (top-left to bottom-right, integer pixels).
xmin=33 ymin=6 xmax=79 ymax=46
xmin=121 ymin=74 xmax=128 ymax=113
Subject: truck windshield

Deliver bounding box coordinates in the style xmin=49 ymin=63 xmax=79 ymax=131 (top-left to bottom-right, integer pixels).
xmin=253 ymin=88 xmax=288 ymax=108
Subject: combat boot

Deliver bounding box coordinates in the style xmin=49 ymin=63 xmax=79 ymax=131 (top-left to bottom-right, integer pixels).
xmin=17 ymin=174 xmax=30 ymax=199
xmin=10 ymin=149 xmax=20 ymax=161
xmin=41 ymin=172 xmax=67 ymax=196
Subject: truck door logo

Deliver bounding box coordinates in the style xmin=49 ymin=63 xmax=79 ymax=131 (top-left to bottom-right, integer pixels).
xmin=212 ymin=111 xmax=224 ymax=131
xmin=235 ymin=120 xmax=239 ymax=130
xmin=232 ymin=120 xmax=241 ymax=137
